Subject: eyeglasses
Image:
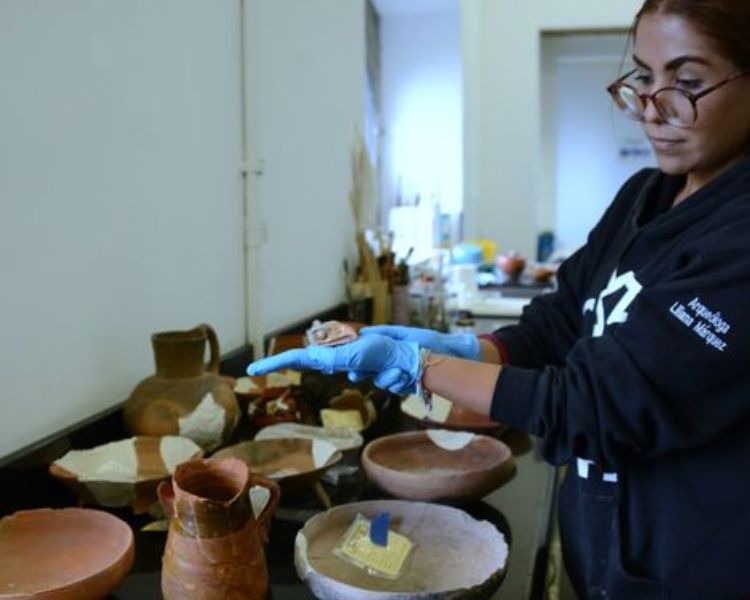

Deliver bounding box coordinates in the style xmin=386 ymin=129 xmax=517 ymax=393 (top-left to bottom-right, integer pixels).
xmin=607 ymin=69 xmax=750 ymax=128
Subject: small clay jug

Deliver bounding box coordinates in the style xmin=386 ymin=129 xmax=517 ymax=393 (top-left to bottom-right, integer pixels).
xmin=158 ymin=457 xmax=281 ymax=600
xmin=124 ymin=324 xmax=239 ymax=451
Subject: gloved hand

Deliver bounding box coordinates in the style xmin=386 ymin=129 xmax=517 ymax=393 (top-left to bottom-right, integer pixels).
xmin=246 ymin=334 xmax=421 ymax=395
xmin=359 ymin=325 xmax=481 ymax=360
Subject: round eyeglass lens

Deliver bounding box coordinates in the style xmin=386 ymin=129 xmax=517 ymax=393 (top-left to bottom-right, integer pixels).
xmin=653 ymin=89 xmax=695 ymax=127
xmin=615 ymin=86 xmax=644 ymax=120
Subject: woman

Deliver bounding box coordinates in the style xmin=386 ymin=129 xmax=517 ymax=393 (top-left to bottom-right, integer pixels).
xmin=249 ymin=1 xmax=750 ymax=597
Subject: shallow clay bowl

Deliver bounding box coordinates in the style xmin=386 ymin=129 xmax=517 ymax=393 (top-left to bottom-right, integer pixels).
xmin=214 ymin=438 xmax=342 ymax=494
xmin=295 ymin=499 xmax=508 ymax=600
xmin=362 ymin=431 xmax=515 ymax=504
xmin=0 ymin=508 xmax=134 ymax=600
xmin=49 ymin=436 xmax=203 ymax=513
xmin=255 ymin=423 xmax=363 ymax=455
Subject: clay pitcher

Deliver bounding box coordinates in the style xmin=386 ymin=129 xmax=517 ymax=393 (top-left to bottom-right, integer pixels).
xmin=124 ymin=324 xmax=239 ymax=451
xmin=158 ymin=457 xmax=281 ymax=600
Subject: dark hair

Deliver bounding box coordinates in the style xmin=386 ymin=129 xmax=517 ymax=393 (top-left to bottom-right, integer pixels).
xmin=634 ymin=0 xmax=750 ymax=69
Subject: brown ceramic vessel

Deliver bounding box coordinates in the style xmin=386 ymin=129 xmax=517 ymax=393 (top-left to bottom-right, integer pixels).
xmin=0 ymin=508 xmax=134 ymax=600
xmin=124 ymin=324 xmax=239 ymax=451
xmin=159 ymin=457 xmax=280 ymax=600
xmin=214 ymin=439 xmax=342 ymax=494
xmin=496 ymin=252 xmax=526 ymax=279
xmin=49 ymin=435 xmax=203 ymax=513
xmin=362 ymin=431 xmax=515 ymax=503
xmin=295 ymin=500 xmax=509 ymax=599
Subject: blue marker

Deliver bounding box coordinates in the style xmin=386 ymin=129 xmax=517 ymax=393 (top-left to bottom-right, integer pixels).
xmin=370 ymin=512 xmax=390 ymax=547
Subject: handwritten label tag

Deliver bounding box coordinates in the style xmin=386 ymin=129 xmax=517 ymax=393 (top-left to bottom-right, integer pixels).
xmin=335 ymin=515 xmax=413 ymax=579
xmin=320 ymin=409 xmax=364 ymax=431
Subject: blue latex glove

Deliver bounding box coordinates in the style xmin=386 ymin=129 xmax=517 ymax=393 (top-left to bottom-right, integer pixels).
xmin=359 ymin=325 xmax=481 ymax=360
xmin=246 ymin=334 xmax=421 ymax=395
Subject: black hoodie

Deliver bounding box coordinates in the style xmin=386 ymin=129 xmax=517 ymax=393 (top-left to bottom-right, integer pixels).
xmin=488 ymin=157 xmax=750 ymax=599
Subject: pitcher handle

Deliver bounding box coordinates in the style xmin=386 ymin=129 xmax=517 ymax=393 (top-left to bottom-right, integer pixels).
xmin=249 ymin=474 xmax=281 ymax=545
xmin=200 ymin=324 xmax=220 ymax=373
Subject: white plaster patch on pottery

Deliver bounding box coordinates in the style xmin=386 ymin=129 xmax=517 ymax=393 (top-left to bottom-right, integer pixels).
xmin=426 ymin=430 xmax=475 ymax=451
xmin=234 ymin=377 xmax=260 ymax=394
xmin=178 ymin=393 xmax=226 ymax=451
xmin=55 ymin=438 xmax=139 ymax=483
xmin=159 ymin=436 xmax=203 ymax=473
xmin=249 ymin=485 xmax=271 ymax=520
xmin=400 ymin=394 xmax=452 ymax=423
xmin=312 ymin=439 xmax=338 ymax=468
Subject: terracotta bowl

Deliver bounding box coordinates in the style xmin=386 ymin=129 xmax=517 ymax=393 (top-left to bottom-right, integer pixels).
xmin=49 ymin=436 xmax=203 ymax=513
xmin=214 ymin=438 xmax=342 ymax=494
xmin=362 ymin=431 xmax=515 ymax=504
xmin=295 ymin=499 xmax=508 ymax=599
xmin=0 ymin=508 xmax=134 ymax=600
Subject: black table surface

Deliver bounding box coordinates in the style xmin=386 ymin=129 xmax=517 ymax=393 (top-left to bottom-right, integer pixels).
xmin=1 ymin=398 xmax=556 ymax=600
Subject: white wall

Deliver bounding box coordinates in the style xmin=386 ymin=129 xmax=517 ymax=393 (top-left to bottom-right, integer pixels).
xmin=380 ymin=9 xmax=463 ymax=220
xmin=542 ymin=34 xmax=655 ymax=253
xmin=460 ymin=0 xmax=643 ymax=258
xmin=244 ymin=0 xmax=366 ymax=335
xmin=0 ymin=0 xmax=244 ymax=458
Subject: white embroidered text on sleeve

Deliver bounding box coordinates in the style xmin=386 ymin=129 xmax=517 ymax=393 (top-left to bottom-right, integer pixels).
xmin=668 ymin=296 xmax=730 ymax=352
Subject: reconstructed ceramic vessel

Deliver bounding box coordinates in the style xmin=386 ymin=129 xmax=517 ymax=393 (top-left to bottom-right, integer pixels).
xmin=214 ymin=438 xmax=341 ymax=495
xmin=124 ymin=324 xmax=239 ymax=451
xmin=49 ymin=435 xmax=203 ymax=513
xmin=159 ymin=457 xmax=280 ymax=600
xmin=295 ymin=500 xmax=509 ymax=599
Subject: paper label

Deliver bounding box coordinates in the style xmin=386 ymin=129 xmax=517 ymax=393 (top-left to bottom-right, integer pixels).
xmin=266 ymin=370 xmax=302 ymax=388
xmin=320 ymin=409 xmax=364 ymax=431
xmin=336 ymin=516 xmax=413 ymax=579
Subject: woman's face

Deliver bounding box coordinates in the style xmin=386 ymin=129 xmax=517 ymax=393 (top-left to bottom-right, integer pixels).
xmin=634 ymin=13 xmax=750 ymax=185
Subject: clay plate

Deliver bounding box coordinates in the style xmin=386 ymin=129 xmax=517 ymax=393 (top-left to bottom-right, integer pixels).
xmin=362 ymin=431 xmax=515 ymax=503
xmin=255 ymin=422 xmax=363 ymax=454
xmin=295 ymin=499 xmax=508 ymax=599
xmin=49 ymin=436 xmax=203 ymax=513
xmin=214 ymin=438 xmax=342 ymax=494
xmin=0 ymin=508 xmax=134 ymax=600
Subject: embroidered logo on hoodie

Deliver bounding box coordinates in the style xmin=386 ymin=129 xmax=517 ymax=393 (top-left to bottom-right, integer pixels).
xmin=583 ymin=269 xmax=643 ymax=337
